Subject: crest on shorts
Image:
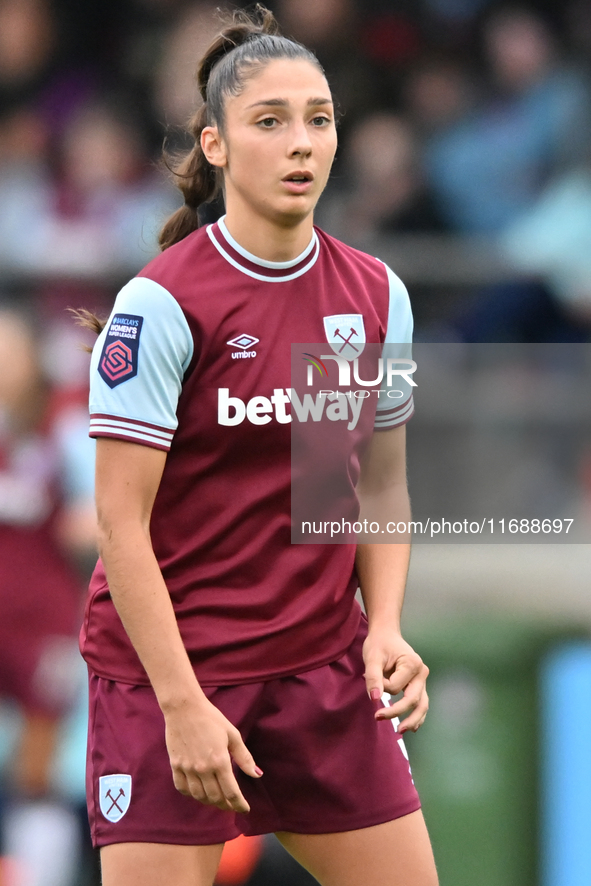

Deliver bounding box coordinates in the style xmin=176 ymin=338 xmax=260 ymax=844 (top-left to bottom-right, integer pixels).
xmin=99 ymin=774 xmax=132 ymax=822
xmin=98 ymin=313 xmax=143 ymax=389
xmin=323 ymin=314 xmax=365 ymax=359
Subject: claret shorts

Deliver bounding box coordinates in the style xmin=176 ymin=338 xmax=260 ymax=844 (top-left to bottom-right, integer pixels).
xmin=86 ymin=621 xmax=421 ymax=847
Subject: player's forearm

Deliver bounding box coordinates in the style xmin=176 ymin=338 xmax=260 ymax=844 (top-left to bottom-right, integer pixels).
xmin=356 ymin=468 xmax=411 ymax=632
xmin=356 ymin=541 xmax=411 ymax=633
xmin=98 ymin=519 xmax=206 ymax=712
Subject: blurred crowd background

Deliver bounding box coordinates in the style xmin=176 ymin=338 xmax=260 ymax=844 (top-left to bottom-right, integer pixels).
xmin=1 ymin=0 xmax=591 ymax=885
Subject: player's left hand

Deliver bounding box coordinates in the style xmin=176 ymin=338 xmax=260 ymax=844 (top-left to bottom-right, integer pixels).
xmin=362 ymin=629 xmax=429 ymax=733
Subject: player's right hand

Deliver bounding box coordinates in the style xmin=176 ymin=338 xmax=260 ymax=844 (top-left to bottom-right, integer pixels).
xmin=163 ymin=697 xmax=262 ymax=813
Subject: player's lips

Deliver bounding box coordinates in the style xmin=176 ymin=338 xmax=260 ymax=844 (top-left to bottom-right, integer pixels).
xmin=281 ymin=170 xmax=314 ymax=194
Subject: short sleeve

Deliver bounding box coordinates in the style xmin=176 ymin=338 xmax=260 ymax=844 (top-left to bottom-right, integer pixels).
xmin=374 ymin=263 xmax=415 ymax=431
xmin=89 ymin=277 xmax=194 ymax=451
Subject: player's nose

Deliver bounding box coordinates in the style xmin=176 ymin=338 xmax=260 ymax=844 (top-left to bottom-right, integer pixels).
xmin=288 ymin=118 xmax=313 ymax=157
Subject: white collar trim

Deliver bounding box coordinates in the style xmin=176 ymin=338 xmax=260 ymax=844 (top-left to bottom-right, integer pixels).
xmin=217 ymin=215 xmax=317 ymax=268
xmin=207 ymin=218 xmax=320 ymax=283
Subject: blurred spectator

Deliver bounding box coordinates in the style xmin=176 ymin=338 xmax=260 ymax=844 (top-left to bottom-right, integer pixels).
xmin=274 ymin=0 xmax=378 ymax=135
xmin=422 ymin=0 xmax=492 ymax=25
xmin=117 ymin=0 xmax=192 ymax=152
xmin=0 ymin=104 xmax=48 ymax=167
xmin=450 ymin=278 xmax=590 ymax=342
xmin=318 ymin=111 xmax=448 ymax=241
xmin=404 ymin=55 xmax=478 ymax=136
xmin=360 ymin=10 xmax=422 ymax=71
xmin=423 ymin=6 xmax=591 ymax=232
xmin=275 ymin=0 xmax=354 ymax=48
xmin=500 ymin=159 xmax=591 ymax=330
xmin=567 ymin=0 xmax=591 ymax=61
xmin=0 ymin=309 xmax=96 ymax=886
xmin=153 ymin=1 xmax=220 ymax=130
xmin=0 ymin=0 xmax=57 ymax=111
xmin=0 ymin=99 xmax=178 ymax=277
xmin=0 ymin=0 xmax=100 ymax=143
xmin=449 ymin=146 xmax=591 ymax=343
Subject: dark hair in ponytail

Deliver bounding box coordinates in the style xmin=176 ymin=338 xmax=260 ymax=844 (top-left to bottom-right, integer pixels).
xmin=158 ymin=4 xmax=324 ymax=251
xmin=73 ymin=5 xmax=323 ymax=339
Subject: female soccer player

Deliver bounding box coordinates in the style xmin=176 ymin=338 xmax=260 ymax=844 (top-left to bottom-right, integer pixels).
xmin=80 ymin=7 xmax=438 ymax=886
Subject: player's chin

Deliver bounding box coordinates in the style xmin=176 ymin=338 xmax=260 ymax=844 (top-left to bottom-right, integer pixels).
xmin=274 ymin=194 xmax=318 ymax=224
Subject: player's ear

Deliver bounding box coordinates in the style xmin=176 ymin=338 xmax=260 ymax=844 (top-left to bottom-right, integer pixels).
xmin=201 ymin=126 xmax=227 ymax=169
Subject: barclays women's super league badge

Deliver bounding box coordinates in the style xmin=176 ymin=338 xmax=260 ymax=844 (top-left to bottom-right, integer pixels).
xmin=98 ymin=314 xmax=143 ymax=388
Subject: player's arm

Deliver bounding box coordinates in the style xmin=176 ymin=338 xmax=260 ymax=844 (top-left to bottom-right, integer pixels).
xmin=95 ymin=437 xmax=200 ymax=709
xmin=89 ymin=275 xmax=262 ymax=811
xmin=95 ymin=437 xmax=262 ymax=812
xmin=356 ymin=425 xmax=429 ymax=733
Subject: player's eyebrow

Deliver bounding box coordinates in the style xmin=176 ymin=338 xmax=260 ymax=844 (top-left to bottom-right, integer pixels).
xmin=245 ymin=97 xmax=333 ymax=109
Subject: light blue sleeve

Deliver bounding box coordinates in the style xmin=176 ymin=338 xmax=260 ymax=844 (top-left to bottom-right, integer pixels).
xmin=375 ymin=263 xmax=415 ymax=430
xmin=89 ymin=277 xmax=194 ymax=450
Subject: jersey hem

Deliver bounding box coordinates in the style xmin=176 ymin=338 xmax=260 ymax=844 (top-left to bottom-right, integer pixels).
xmin=83 ymin=610 xmax=362 ymax=688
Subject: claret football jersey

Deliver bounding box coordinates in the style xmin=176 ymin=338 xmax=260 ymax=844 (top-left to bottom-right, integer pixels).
xmin=81 ymin=217 xmax=414 ymax=686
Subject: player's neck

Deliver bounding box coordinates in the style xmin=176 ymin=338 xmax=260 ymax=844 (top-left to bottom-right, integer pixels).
xmin=221 ymin=209 xmax=314 ymax=263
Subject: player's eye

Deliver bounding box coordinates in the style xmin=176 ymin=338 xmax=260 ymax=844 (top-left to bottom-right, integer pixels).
xmin=311 ymin=116 xmax=330 ymax=127
xmin=258 ymin=117 xmax=278 ymax=128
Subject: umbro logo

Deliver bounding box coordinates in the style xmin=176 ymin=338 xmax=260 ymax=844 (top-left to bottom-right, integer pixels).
xmin=227 ymin=333 xmax=259 ymax=360
xmin=227 ymin=334 xmax=259 ymax=350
